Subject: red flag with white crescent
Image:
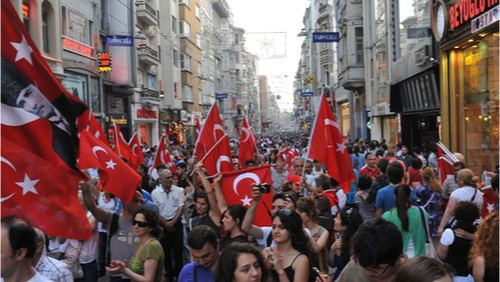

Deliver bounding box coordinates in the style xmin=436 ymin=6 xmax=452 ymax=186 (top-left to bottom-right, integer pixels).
xmin=128 ymin=132 xmax=145 ymax=169
xmin=113 ymin=120 xmax=132 ymax=162
xmin=152 ymin=136 xmax=177 ymax=173
xmin=194 ymin=102 xmax=233 ymax=176
xmin=238 ymin=114 xmax=257 ymax=168
xmin=1 ymin=0 xmax=90 ymax=238
xmin=220 ymin=165 xmax=273 ymax=227
xmin=79 ymin=109 xmax=109 ymax=147
xmin=306 ymin=94 xmax=355 ymax=193
xmin=78 ymin=130 xmax=141 ymax=204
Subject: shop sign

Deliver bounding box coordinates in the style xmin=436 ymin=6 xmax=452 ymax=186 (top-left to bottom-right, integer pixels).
xmin=136 ymin=109 xmax=158 ymax=119
xmin=63 ymin=38 xmax=94 ymax=58
xmin=301 ymin=92 xmax=314 ymax=97
xmin=109 ymin=114 xmax=128 ymax=125
xmin=105 ymin=35 xmax=134 ymax=47
xmin=312 ymin=32 xmax=339 ymax=43
xmin=216 ymin=93 xmax=228 ymax=99
xmin=471 ymin=5 xmax=499 ymax=33
xmin=449 ymin=0 xmax=499 ymax=30
xmin=98 ymin=53 xmax=112 ymax=72
xmin=372 ymin=102 xmax=391 ymax=116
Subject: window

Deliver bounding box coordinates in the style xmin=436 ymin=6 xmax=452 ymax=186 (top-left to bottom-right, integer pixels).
xmin=355 ymin=27 xmax=364 ymax=65
xmin=181 ymin=53 xmax=191 ymax=71
xmin=173 ymin=49 xmax=179 ymax=67
xmin=62 ymin=7 xmax=92 ymax=46
xmin=195 ymin=4 xmax=200 ymax=19
xmin=179 ymin=21 xmax=191 ymax=37
xmin=23 ymin=2 xmax=30 ymax=32
xmin=172 ymin=16 xmax=177 ymax=33
xmin=90 ymin=77 xmax=101 ymax=112
xmin=148 ymin=74 xmax=156 ymax=89
xmin=182 ymin=85 xmax=193 ymax=102
xmin=198 ymin=89 xmax=203 ymax=105
xmin=42 ymin=10 xmax=49 ymax=53
xmin=62 ymin=72 xmax=88 ymax=105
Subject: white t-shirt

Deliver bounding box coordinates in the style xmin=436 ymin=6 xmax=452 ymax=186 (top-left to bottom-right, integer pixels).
xmin=0 ymin=269 xmax=53 ymax=282
xmin=450 ymin=186 xmax=483 ymax=209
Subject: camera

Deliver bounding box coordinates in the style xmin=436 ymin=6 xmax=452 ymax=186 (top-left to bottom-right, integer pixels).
xmin=256 ymin=183 xmax=271 ymax=194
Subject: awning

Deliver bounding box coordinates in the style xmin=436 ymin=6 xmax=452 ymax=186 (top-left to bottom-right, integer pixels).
xmin=390 ymin=67 xmax=440 ymax=113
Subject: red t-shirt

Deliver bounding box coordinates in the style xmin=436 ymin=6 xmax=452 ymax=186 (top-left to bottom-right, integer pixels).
xmin=359 ymin=166 xmax=379 ymax=181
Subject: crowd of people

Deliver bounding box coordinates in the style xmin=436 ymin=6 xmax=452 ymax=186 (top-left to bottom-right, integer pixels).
xmin=2 ymin=133 xmax=499 ymax=282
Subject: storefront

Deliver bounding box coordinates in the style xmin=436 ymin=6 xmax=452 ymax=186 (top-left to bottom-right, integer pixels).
xmin=132 ymin=104 xmax=159 ymax=146
xmin=434 ymin=0 xmax=499 ymax=176
xmin=371 ymin=102 xmax=399 ymax=146
xmin=106 ymin=85 xmax=133 ymax=143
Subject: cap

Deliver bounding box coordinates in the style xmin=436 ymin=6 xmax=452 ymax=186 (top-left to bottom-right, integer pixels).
xmin=289 ymin=175 xmax=302 ymax=185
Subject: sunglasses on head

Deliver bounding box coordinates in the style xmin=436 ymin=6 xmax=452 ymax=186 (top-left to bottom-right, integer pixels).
xmin=278 ymin=209 xmax=293 ymax=216
xmin=132 ymin=220 xmax=149 ymax=228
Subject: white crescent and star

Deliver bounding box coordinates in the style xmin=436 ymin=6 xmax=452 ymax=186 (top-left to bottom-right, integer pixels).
xmin=131 ymin=144 xmax=140 ymax=157
xmin=1 ymin=157 xmax=17 ymax=201
xmin=241 ymin=195 xmax=252 ymax=206
xmin=1 ymin=157 xmax=39 ymax=201
xmin=232 ymin=172 xmax=261 ymax=195
xmin=241 ymin=127 xmax=250 ymax=143
xmin=92 ymin=146 xmax=116 ymax=169
xmin=11 ymin=36 xmax=33 ymax=65
xmin=216 ymin=155 xmax=231 ymax=173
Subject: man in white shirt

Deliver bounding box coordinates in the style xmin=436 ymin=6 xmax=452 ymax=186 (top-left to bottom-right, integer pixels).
xmin=152 ymin=170 xmax=185 ymax=282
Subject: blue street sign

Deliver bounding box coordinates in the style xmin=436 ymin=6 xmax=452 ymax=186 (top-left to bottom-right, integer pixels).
xmin=312 ymin=32 xmax=339 ymax=43
xmin=105 ymin=35 xmax=134 ymax=47
xmin=216 ymin=93 xmax=228 ymax=99
xmin=249 ymin=110 xmax=256 ymax=113
xmin=301 ymin=92 xmax=314 ymax=97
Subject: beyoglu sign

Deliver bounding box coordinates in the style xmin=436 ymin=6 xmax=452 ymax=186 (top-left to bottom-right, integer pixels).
xmin=449 ymin=0 xmax=499 ymax=30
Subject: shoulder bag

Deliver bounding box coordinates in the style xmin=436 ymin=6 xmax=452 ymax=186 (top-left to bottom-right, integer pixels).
xmin=61 ymin=241 xmax=84 ymax=279
xmin=417 ymin=206 xmax=436 ymax=258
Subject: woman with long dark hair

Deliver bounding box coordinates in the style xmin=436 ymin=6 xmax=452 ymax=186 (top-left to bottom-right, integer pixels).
xmin=219 ymin=204 xmax=249 ymax=250
xmin=328 ymin=207 xmax=363 ymax=280
xmin=381 ymin=184 xmax=428 ymax=258
xmin=263 ymin=210 xmax=312 ymax=282
xmin=106 ymin=207 xmax=165 ymax=282
xmin=215 ymin=243 xmax=269 ymax=282
xmin=469 ymin=211 xmax=499 ymax=282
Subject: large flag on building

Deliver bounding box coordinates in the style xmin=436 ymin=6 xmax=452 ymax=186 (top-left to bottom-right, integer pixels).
xmin=78 ymin=130 xmax=141 ymax=204
xmin=128 ymin=132 xmax=145 ymax=169
xmin=113 ymin=120 xmax=132 ymax=162
xmin=238 ymin=114 xmax=257 ymax=168
xmin=194 ymin=102 xmax=233 ymax=176
xmin=306 ymin=94 xmax=355 ymax=193
xmin=437 ymin=142 xmax=459 ymax=184
xmin=152 ymin=136 xmax=177 ymax=173
xmin=1 ymin=0 xmax=91 ymax=239
xmin=220 ymin=165 xmax=273 ymax=226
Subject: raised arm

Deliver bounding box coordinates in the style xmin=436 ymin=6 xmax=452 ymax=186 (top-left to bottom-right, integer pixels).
xmin=196 ymin=162 xmax=221 ymax=222
xmin=241 ymin=185 xmax=264 ymax=239
xmin=213 ymin=174 xmax=228 ymax=213
xmin=80 ymin=180 xmax=109 ymax=224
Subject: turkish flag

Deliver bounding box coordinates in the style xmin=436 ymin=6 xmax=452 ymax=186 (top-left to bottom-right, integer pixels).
xmin=437 ymin=142 xmax=459 ymax=184
xmin=152 ymin=136 xmax=177 ymax=173
xmin=194 ymin=102 xmax=233 ymax=176
xmin=220 ymin=165 xmax=273 ymax=226
xmin=306 ymin=94 xmax=355 ymax=193
xmin=78 ymin=130 xmax=141 ymax=204
xmin=1 ymin=0 xmax=91 ymax=239
xmin=79 ymin=110 xmax=109 ymax=147
xmin=113 ymin=121 xmax=132 ymax=162
xmin=1 ymin=137 xmax=92 ymax=239
xmin=238 ymin=114 xmax=257 ymax=168
xmin=128 ymin=132 xmax=145 ymax=169
xmin=480 ymin=186 xmax=498 ymax=218
xmin=194 ymin=114 xmax=202 ymax=142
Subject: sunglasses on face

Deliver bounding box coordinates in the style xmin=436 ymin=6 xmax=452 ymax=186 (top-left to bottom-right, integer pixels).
xmin=132 ymin=220 xmax=149 ymax=228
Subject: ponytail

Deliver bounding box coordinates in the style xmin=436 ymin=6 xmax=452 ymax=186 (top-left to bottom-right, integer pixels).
xmin=394 ymin=184 xmax=411 ymax=232
xmin=422 ymin=167 xmax=441 ymax=192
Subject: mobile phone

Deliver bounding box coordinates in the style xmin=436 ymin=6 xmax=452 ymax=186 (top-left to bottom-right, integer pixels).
xmin=312 ymin=267 xmax=324 ymax=281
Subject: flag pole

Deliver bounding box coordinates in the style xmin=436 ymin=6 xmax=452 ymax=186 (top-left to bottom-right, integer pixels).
xmin=189 ymin=133 xmax=229 ymax=177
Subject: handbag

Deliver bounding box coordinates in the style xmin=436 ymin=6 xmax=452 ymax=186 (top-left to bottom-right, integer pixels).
xmin=61 ymin=241 xmax=84 ymax=279
xmin=417 ymin=206 xmax=436 ymax=258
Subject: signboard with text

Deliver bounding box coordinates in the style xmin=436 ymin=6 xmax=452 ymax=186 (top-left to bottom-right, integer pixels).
xmin=98 ymin=53 xmax=112 ymax=72
xmin=105 ymin=35 xmax=134 ymax=47
xmin=216 ymin=93 xmax=228 ymax=99
xmin=301 ymin=92 xmax=314 ymax=97
xmin=312 ymin=32 xmax=339 ymax=43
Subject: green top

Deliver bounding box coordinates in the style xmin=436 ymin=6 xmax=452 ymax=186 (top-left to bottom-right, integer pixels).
xmin=129 ymin=239 xmax=164 ymax=282
xmin=382 ymin=207 xmax=428 ymax=256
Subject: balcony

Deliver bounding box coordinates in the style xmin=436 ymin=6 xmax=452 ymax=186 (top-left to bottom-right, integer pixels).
xmin=139 ymin=88 xmax=160 ymax=104
xmin=340 ymin=65 xmax=365 ymax=90
xmin=136 ymin=1 xmax=158 ymax=26
xmin=137 ymin=46 xmax=160 ymax=66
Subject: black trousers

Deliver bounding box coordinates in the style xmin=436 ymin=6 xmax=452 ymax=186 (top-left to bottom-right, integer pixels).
xmin=160 ymin=219 xmax=184 ymax=278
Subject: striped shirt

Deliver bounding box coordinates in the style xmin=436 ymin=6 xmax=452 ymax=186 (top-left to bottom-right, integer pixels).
xmin=35 ymin=254 xmax=73 ymax=282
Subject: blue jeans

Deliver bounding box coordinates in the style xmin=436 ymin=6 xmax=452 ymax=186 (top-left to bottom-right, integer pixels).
xmin=75 ymin=259 xmax=98 ymax=282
